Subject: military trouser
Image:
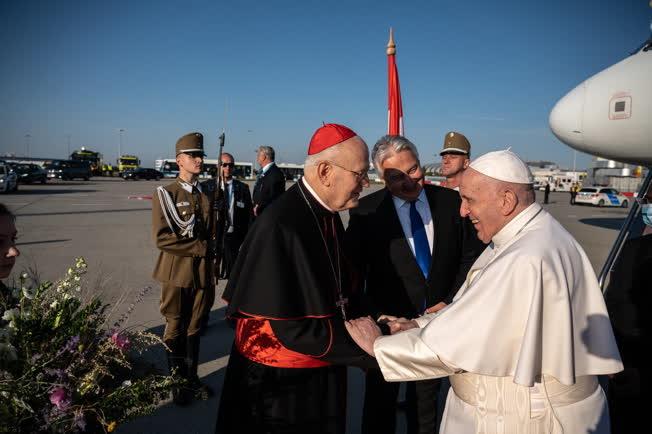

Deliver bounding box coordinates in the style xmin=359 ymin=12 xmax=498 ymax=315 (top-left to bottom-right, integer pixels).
xmin=160 ymin=283 xmax=214 ymax=380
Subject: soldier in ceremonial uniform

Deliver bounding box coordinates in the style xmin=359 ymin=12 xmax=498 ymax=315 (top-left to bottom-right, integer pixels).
xmin=152 ymin=132 xmax=214 ymax=405
xmin=439 ymin=131 xmax=471 ymax=191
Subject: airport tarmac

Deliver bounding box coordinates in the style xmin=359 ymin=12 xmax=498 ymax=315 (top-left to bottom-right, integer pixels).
xmin=2 ymin=178 xmax=629 ymax=434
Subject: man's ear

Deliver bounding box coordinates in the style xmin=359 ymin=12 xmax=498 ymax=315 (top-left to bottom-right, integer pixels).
xmin=317 ymin=161 xmax=332 ymax=187
xmin=501 ymin=189 xmax=518 ymax=215
xmin=463 ymin=158 xmax=470 ymax=169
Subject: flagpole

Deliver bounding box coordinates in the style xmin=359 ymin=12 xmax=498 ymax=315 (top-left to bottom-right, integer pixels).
xmin=387 ymin=28 xmax=404 ymax=136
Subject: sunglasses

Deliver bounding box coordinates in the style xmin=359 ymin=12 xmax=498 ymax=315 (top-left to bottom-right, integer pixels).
xmin=222 ymin=163 xmax=234 ymax=168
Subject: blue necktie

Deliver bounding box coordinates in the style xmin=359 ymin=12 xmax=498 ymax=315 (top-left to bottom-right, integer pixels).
xmin=409 ymin=200 xmax=431 ymax=279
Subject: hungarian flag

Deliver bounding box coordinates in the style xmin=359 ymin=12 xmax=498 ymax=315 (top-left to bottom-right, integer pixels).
xmin=387 ymin=28 xmax=404 ymax=135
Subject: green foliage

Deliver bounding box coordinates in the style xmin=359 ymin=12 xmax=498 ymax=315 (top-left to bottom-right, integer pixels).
xmin=0 ymin=258 xmax=180 ymax=433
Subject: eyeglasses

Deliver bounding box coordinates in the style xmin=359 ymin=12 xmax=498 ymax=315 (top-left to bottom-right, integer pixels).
xmin=635 ymin=197 xmax=650 ymax=205
xmin=326 ymin=161 xmax=369 ymax=182
xmin=222 ymin=163 xmax=234 ymax=168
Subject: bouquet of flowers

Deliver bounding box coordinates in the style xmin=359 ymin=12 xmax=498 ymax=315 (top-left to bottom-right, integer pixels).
xmin=0 ymin=258 xmax=180 ymax=433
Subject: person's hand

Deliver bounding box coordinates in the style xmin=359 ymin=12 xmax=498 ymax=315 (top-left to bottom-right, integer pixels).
xmin=425 ymin=301 xmax=447 ymax=314
xmin=253 ymin=204 xmax=259 ymax=216
xmin=376 ymin=314 xmax=398 ymax=324
xmin=388 ymin=318 xmax=419 ymax=334
xmin=345 ymin=316 xmax=382 ymax=357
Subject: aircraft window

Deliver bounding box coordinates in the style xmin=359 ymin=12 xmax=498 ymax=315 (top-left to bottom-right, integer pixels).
xmin=614 ymin=101 xmax=626 ymax=112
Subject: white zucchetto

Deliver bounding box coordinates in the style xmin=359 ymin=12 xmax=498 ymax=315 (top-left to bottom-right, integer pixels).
xmin=469 ymin=149 xmax=534 ymax=184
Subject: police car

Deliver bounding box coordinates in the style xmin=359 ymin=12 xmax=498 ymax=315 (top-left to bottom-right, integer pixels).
xmin=575 ymin=186 xmax=629 ymax=208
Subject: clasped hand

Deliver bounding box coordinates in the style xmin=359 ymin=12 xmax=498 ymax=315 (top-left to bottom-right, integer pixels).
xmin=345 ymin=315 xmax=420 ymax=357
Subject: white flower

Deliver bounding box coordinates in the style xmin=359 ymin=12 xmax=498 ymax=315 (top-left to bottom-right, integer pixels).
xmin=63 ymin=293 xmax=72 ymax=300
xmin=50 ymin=301 xmax=59 ymax=309
xmin=67 ymin=268 xmax=74 ymax=276
xmin=1 ymin=309 xmax=19 ymax=323
xmin=121 ymin=380 xmax=132 ymax=387
xmin=20 ymin=272 xmax=28 ymax=280
xmin=74 ymin=276 xmax=81 ymax=282
xmin=0 ymin=343 xmax=17 ymax=361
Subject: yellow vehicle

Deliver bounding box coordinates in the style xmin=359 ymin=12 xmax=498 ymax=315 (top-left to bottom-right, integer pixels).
xmin=70 ymin=147 xmax=103 ymax=176
xmin=117 ymin=155 xmax=140 ymax=174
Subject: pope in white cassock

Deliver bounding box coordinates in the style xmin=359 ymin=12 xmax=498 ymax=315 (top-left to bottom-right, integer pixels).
xmin=346 ymin=150 xmax=623 ymax=434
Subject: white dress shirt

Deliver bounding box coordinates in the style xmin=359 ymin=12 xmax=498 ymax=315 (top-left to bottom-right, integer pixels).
xmin=391 ymin=188 xmax=434 ymax=257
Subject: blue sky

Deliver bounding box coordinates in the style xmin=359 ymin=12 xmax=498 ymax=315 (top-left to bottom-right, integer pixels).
xmin=1 ymin=0 xmax=650 ymax=169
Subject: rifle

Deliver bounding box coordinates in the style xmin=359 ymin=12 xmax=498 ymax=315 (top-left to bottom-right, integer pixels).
xmin=209 ymin=132 xmax=228 ymax=286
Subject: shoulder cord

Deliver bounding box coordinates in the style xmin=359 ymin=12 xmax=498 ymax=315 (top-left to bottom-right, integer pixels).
xmin=156 ymin=186 xmax=195 ymax=238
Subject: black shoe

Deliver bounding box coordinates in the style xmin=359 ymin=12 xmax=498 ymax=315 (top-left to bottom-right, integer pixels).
xmin=172 ymin=386 xmax=193 ymax=406
xmin=189 ymin=377 xmax=214 ymax=400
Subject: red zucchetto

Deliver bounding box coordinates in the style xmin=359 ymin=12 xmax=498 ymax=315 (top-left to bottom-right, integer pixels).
xmin=307 ymin=123 xmax=358 ymax=155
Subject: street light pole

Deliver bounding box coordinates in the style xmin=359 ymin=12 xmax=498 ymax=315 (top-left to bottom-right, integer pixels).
xmin=66 ymin=134 xmax=71 ymax=158
xmin=119 ymin=128 xmax=124 ymax=160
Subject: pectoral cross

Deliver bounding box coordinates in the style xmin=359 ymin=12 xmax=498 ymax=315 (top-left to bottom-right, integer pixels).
xmin=336 ymin=294 xmax=349 ymax=321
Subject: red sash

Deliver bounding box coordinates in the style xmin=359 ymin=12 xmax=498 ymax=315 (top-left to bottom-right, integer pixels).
xmin=235 ymin=318 xmax=331 ymax=368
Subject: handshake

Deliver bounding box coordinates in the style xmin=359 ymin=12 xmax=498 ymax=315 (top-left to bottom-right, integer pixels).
xmin=344 ymin=301 xmax=447 ymax=357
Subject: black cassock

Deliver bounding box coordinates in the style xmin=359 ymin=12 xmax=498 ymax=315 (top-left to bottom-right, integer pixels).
xmin=216 ymin=180 xmax=375 ymax=434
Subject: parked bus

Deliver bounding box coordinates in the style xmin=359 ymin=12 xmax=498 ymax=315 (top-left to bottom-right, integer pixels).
xmin=276 ymin=163 xmax=304 ymax=181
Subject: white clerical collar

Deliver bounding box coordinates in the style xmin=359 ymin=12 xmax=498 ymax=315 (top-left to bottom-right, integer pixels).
xmin=262 ymin=162 xmax=274 ymax=173
xmin=301 ymin=177 xmax=335 ymax=213
xmin=392 ymin=187 xmax=427 ymax=209
xmin=491 ymin=202 xmax=542 ymax=249
xmin=178 ymin=178 xmax=202 ymax=193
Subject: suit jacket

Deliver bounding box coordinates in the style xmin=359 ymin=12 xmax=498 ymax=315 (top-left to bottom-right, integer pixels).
xmin=226 ymin=179 xmax=253 ymax=241
xmin=152 ymin=179 xmax=211 ymax=288
xmin=346 ymin=184 xmax=485 ymax=319
xmin=252 ymin=163 xmax=286 ymax=215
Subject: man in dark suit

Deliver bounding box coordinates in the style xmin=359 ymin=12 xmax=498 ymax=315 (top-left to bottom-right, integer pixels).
xmin=219 ymin=152 xmax=253 ymax=279
xmin=605 ymin=188 xmax=652 ymax=434
xmin=346 ymin=135 xmax=484 ymax=434
xmin=252 ymin=145 xmax=285 ymax=217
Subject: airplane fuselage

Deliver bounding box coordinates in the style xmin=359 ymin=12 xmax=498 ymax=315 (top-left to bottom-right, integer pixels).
xmin=549 ymin=42 xmax=652 ymax=166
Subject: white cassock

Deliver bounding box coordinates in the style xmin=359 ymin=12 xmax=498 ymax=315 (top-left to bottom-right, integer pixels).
xmin=374 ymin=203 xmax=623 ymax=434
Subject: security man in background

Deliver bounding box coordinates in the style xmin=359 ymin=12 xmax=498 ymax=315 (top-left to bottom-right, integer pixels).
xmin=152 ymin=132 xmax=214 ymax=406
xmin=439 ymin=131 xmax=471 ymax=191
xmin=252 ymin=145 xmax=285 ymax=217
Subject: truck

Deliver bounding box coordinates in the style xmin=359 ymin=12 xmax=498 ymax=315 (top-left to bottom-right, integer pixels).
xmin=117 ymin=155 xmax=140 ymax=175
xmin=70 ymin=147 xmax=103 ymax=176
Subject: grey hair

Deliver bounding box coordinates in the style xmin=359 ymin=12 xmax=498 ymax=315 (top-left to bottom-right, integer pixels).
xmin=303 ymin=142 xmax=343 ymax=168
xmin=258 ymin=145 xmax=275 ymax=162
xmin=372 ymin=135 xmax=419 ymax=176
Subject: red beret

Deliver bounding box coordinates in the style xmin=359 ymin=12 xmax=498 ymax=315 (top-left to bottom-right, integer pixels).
xmin=308 ymin=123 xmax=358 ymax=155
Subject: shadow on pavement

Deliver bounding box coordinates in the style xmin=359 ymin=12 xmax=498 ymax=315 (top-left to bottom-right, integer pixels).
xmin=119 ymin=307 xmax=233 ymax=434
xmin=17 ymin=239 xmax=71 ymax=246
xmin=13 ymin=188 xmax=98 ymax=195
xmin=579 ymin=217 xmax=625 ymax=231
xmin=17 ymin=208 xmax=151 ymax=217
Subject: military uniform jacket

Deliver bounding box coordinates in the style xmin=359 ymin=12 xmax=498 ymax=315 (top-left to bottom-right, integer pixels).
xmin=152 ymin=179 xmax=211 ymax=288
